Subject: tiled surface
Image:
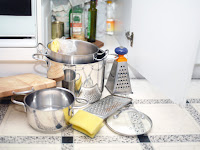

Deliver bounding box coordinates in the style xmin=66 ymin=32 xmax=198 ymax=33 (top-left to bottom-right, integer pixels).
xmin=1 ymin=79 xmax=200 ymax=150
xmin=134 ymin=104 xmax=200 ymax=135
xmin=0 ymin=104 xmax=61 ymax=136
xmin=152 ymin=143 xmax=200 ymax=150
xmin=74 ymin=144 xmax=142 ymax=150
xmin=0 ymin=144 xmax=61 ymax=150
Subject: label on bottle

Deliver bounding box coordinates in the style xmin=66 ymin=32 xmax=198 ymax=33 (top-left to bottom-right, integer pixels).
xmin=106 ymin=19 xmax=114 ymax=34
xmin=70 ymin=13 xmax=82 ymax=35
xmin=87 ymin=11 xmax=91 ymax=39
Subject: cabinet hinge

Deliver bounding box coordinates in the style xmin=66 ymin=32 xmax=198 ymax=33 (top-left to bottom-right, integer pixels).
xmin=126 ymin=31 xmax=134 ymax=47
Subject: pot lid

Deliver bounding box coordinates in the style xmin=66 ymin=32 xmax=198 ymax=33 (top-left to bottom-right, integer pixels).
xmin=105 ymin=108 xmax=153 ymax=136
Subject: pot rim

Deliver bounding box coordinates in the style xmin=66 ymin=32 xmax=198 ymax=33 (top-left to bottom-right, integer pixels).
xmin=47 ymin=56 xmax=106 ymax=65
xmin=47 ymin=39 xmax=99 ymax=57
xmin=23 ymin=87 xmax=75 ymax=112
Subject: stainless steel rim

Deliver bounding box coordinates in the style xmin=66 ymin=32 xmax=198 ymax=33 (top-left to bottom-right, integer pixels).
xmin=24 ymin=87 xmax=76 ymax=112
xmin=46 ymin=39 xmax=99 ymax=57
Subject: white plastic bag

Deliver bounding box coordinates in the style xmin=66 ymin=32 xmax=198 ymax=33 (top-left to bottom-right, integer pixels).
xmin=96 ymin=0 xmax=107 ymax=38
xmin=58 ymin=38 xmax=77 ymax=55
xmin=69 ymin=0 xmax=90 ymax=7
xmin=52 ymin=0 xmax=71 ymax=37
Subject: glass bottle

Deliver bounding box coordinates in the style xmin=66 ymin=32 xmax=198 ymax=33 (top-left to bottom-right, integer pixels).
xmin=87 ymin=0 xmax=97 ymax=42
xmin=106 ymin=1 xmax=114 ymax=35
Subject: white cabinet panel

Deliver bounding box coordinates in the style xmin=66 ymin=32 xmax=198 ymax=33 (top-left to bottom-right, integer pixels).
xmin=127 ymin=0 xmax=200 ymax=105
xmin=114 ymin=0 xmax=132 ymax=48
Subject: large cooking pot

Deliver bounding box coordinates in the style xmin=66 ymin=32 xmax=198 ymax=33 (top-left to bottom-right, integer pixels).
xmin=33 ymin=40 xmax=108 ymax=103
xmin=11 ymin=87 xmax=89 ymax=133
xmin=35 ymin=40 xmax=108 ymax=64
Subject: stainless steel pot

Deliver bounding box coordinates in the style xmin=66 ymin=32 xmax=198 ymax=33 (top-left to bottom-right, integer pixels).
xmin=35 ymin=40 xmax=108 ymax=64
xmin=33 ymin=49 xmax=107 ymax=104
xmin=11 ymin=87 xmax=89 ymax=133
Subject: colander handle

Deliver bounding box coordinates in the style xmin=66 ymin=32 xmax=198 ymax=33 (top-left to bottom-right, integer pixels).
xmin=94 ymin=49 xmax=109 ymax=61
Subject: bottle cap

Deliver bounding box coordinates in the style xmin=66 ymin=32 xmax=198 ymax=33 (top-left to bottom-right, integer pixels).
xmin=107 ymin=1 xmax=112 ymax=4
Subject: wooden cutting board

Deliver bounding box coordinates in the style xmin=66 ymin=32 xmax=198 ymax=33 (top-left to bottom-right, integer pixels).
xmin=0 ymin=73 xmax=56 ymax=98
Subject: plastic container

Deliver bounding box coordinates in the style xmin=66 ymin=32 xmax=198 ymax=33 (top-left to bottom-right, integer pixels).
xmin=106 ymin=1 xmax=114 ymax=35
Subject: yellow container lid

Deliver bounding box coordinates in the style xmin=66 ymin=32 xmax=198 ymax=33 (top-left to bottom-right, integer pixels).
xmin=107 ymin=1 xmax=112 ymax=4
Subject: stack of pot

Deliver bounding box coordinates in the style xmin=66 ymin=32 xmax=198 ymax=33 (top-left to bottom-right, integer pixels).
xmin=33 ymin=39 xmax=108 ymax=104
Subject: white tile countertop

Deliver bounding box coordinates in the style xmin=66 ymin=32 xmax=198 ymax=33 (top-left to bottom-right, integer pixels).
xmin=0 ymin=79 xmax=200 ymax=150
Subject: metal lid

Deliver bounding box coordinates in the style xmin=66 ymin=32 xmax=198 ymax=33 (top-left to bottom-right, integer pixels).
xmin=105 ymin=108 xmax=152 ymax=136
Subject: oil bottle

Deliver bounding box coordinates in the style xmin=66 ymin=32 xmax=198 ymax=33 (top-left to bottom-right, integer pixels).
xmin=87 ymin=0 xmax=97 ymax=42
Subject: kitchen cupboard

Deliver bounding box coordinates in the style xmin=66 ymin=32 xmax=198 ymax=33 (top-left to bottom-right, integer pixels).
xmin=0 ymin=0 xmax=200 ymax=106
xmin=114 ymin=0 xmax=200 ymax=105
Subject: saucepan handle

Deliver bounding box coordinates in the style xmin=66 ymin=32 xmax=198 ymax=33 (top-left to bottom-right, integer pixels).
xmin=94 ymin=49 xmax=109 ymax=61
xmin=74 ymin=97 xmax=89 ymax=109
xmin=11 ymin=88 xmax=35 ymax=112
xmin=13 ymin=87 xmax=35 ymax=95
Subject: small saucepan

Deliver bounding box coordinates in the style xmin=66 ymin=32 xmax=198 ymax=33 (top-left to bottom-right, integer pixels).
xmin=11 ymin=87 xmax=89 ymax=133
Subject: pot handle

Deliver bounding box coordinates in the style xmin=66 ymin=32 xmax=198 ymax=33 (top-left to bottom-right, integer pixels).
xmin=13 ymin=87 xmax=35 ymax=95
xmin=74 ymin=97 xmax=89 ymax=109
xmin=32 ymin=53 xmax=48 ymax=64
xmin=36 ymin=43 xmax=49 ymax=54
xmin=11 ymin=96 xmax=27 ymax=112
xmin=11 ymin=88 xmax=35 ymax=112
xmin=94 ymin=49 xmax=109 ymax=61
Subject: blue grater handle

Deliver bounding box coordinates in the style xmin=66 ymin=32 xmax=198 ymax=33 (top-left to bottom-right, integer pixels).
xmin=115 ymin=46 xmax=128 ymax=55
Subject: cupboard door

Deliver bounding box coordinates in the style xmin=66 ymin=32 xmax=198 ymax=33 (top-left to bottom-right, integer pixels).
xmin=127 ymin=0 xmax=200 ymax=105
xmin=114 ymin=0 xmax=133 ymax=48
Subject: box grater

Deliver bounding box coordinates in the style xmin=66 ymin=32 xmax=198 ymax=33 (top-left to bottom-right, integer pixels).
xmin=84 ymin=95 xmax=132 ymax=120
xmin=106 ymin=47 xmax=133 ymax=95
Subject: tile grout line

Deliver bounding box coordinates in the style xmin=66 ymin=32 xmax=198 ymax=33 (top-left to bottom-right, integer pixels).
xmin=138 ymin=135 xmax=155 ymax=150
xmin=149 ymin=134 xmax=200 ymax=143
xmin=185 ymin=102 xmax=200 ymax=126
xmin=2 ymin=98 xmax=200 ymax=148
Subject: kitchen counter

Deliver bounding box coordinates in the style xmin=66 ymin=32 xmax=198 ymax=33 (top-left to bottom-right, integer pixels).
xmin=1 ymin=79 xmax=200 ymax=150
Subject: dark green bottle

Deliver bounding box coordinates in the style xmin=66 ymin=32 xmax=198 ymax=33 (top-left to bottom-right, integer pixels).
xmin=87 ymin=0 xmax=97 ymax=42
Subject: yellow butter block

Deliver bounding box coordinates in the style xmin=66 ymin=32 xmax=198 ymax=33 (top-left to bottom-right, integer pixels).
xmin=51 ymin=39 xmax=60 ymax=52
xmin=69 ymin=110 xmax=104 ymax=138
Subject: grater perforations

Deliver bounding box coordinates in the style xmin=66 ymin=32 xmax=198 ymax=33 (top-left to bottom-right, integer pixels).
xmin=84 ymin=95 xmax=132 ymax=119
